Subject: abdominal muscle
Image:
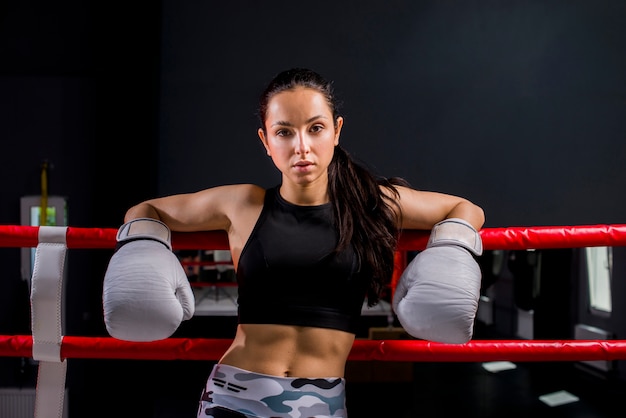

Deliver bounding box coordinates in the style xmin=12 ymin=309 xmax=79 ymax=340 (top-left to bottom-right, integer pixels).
xmin=218 ymin=323 xmax=356 ymax=378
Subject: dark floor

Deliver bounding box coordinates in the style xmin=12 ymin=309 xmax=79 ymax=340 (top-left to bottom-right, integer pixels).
xmin=60 ymin=320 xmax=626 ymax=418
xmin=341 ymin=320 xmax=626 ymax=418
xmin=143 ymin=359 xmax=626 ymax=418
xmin=345 ymin=361 xmax=626 ymax=418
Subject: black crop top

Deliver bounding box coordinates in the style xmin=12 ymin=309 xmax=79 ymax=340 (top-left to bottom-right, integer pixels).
xmin=236 ymin=186 xmax=368 ymax=334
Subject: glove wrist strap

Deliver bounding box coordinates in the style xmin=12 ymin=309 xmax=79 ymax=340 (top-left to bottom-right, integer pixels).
xmin=427 ymin=218 xmax=483 ymax=256
xmin=116 ymin=218 xmax=172 ymax=251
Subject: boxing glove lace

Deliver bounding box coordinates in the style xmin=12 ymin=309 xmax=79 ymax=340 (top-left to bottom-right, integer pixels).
xmin=392 ymin=218 xmax=483 ymax=344
xmin=103 ymin=218 xmax=195 ymax=341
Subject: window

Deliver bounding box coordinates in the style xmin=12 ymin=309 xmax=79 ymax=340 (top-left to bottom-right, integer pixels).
xmin=585 ymin=246 xmax=612 ymax=314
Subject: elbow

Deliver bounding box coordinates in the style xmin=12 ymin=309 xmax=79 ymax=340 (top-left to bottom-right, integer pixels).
xmin=454 ymin=200 xmax=485 ymax=232
xmin=473 ymin=204 xmax=486 ymax=231
xmin=123 ymin=202 xmax=161 ymax=223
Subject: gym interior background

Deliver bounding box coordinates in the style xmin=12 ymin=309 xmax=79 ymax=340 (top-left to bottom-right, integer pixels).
xmin=1 ymin=1 xmax=625 ymax=417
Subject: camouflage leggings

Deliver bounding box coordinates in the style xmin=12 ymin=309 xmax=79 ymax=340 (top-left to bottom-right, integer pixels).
xmin=197 ymin=364 xmax=348 ymax=418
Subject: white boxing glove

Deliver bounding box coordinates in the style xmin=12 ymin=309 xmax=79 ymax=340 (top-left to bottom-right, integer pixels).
xmin=103 ymin=218 xmax=195 ymax=341
xmin=393 ymin=218 xmax=483 ymax=344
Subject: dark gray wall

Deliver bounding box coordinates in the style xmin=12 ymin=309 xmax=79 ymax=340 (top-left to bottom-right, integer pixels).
xmin=0 ymin=1 xmax=625 ymax=416
xmin=1 ymin=1 xmax=162 ymax=337
xmin=0 ymin=2 xmax=164 ymax=415
xmin=158 ymin=0 xmax=626 ymax=228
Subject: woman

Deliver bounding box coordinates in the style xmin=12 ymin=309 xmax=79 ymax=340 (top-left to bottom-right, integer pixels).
xmin=103 ymin=68 xmax=485 ymax=417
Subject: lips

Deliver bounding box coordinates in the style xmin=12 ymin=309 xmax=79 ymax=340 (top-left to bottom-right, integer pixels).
xmin=294 ymin=161 xmax=313 ymax=167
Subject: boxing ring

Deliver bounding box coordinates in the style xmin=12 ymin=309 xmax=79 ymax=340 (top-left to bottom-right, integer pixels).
xmin=1 ymin=223 xmax=626 ymax=418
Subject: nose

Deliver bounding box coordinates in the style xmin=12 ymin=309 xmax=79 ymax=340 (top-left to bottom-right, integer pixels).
xmin=295 ymin=133 xmax=311 ymax=155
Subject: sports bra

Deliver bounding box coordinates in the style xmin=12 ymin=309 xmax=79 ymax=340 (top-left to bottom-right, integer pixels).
xmin=236 ymin=186 xmax=368 ymax=334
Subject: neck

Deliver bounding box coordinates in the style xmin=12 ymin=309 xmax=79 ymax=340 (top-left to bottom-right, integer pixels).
xmin=280 ymin=178 xmax=329 ymax=206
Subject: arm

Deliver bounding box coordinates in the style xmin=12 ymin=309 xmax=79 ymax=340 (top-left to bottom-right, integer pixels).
xmin=390 ymin=185 xmax=486 ymax=344
xmin=123 ymin=184 xmax=262 ymax=232
xmin=103 ymin=184 xmax=263 ymax=341
xmin=393 ymin=185 xmax=485 ymax=232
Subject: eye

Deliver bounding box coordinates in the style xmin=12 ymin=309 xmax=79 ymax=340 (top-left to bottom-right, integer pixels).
xmin=275 ymin=128 xmax=292 ymax=137
xmin=310 ymin=124 xmax=324 ymax=133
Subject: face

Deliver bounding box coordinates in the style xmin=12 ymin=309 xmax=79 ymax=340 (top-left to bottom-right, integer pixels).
xmin=258 ymin=86 xmax=343 ymax=188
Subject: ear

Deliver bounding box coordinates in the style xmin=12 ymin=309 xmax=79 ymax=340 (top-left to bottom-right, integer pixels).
xmin=334 ymin=116 xmax=344 ymax=146
xmin=258 ymin=128 xmax=271 ymax=156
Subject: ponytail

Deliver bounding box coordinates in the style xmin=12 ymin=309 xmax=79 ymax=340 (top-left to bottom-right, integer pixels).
xmin=328 ymin=146 xmax=408 ymax=306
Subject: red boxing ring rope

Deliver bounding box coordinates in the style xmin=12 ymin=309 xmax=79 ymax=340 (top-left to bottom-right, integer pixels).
xmin=1 ymin=223 xmax=626 ymax=363
xmin=2 ymin=223 xmax=626 ymax=250
xmin=1 ymin=335 xmax=626 ymax=363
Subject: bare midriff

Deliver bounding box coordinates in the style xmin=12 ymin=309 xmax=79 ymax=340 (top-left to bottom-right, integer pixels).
xmin=218 ymin=324 xmax=355 ymax=378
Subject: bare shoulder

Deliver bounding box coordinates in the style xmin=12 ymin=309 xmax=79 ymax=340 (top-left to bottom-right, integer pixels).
xmin=234 ymin=183 xmax=266 ymax=204
xmin=213 ymin=184 xmax=266 ymax=209
xmin=193 ymin=183 xmax=263 ymax=201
